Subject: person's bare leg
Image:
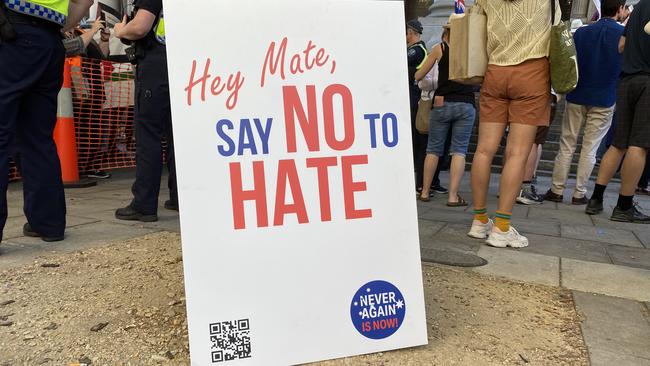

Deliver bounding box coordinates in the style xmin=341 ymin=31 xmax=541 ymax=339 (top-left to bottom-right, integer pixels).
xmin=447 ymin=154 xmax=466 ymax=203
xmin=595 ymin=146 xmax=626 ymax=186
xmin=420 ymin=153 xmax=440 ymax=199
xmin=471 ymin=123 xmax=507 ymax=209
xmin=619 ymin=146 xmax=647 ymax=196
xmin=588 ymin=145 xmax=626 ymax=216
xmin=535 ymin=144 xmax=543 ymax=175
xmin=497 ymin=124 xmax=538 ymax=214
xmin=523 ymin=143 xmax=539 ymax=182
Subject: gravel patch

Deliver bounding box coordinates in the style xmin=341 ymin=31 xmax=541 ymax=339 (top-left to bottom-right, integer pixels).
xmin=0 ymin=232 xmax=588 ymax=365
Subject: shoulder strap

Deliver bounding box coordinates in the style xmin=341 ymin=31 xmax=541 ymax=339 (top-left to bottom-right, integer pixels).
xmin=551 ymin=0 xmax=556 ymax=25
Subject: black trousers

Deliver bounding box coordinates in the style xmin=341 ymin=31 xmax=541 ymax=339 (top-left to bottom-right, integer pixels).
xmin=0 ymin=23 xmax=66 ymax=240
xmin=131 ymin=46 xmax=177 ymax=215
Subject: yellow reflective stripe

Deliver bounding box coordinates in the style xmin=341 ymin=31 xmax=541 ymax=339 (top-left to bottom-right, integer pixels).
xmin=4 ymin=0 xmax=68 ymax=25
xmin=415 ymin=44 xmax=428 ymax=70
xmin=155 ymin=18 xmax=165 ymax=39
xmin=154 ymin=11 xmax=165 ymax=45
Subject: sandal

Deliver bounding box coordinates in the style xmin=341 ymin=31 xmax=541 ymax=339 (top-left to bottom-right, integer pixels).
xmin=446 ymin=195 xmax=468 ymax=207
xmin=418 ymin=195 xmax=430 ymax=202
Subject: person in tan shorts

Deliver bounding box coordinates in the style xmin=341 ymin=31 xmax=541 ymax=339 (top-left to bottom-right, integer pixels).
xmin=467 ymin=0 xmax=560 ymax=248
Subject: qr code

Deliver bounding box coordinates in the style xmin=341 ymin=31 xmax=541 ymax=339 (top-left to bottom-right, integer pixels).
xmin=209 ymin=319 xmax=251 ymax=363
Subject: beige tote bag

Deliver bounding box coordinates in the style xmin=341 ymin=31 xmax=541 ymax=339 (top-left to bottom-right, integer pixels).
xmin=449 ymin=6 xmax=488 ymax=85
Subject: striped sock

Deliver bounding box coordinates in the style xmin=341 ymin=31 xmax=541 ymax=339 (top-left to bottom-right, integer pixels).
xmin=473 ymin=208 xmax=489 ymax=224
xmin=495 ymin=211 xmax=512 ymax=232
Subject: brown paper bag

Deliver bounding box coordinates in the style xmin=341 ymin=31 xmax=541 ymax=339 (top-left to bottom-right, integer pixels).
xmin=415 ymin=97 xmax=432 ymax=135
xmin=449 ymin=6 xmax=488 ymax=85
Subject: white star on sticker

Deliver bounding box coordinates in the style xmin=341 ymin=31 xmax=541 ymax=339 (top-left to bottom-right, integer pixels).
xmin=354 ymin=302 xmax=358 ymax=306
xmin=366 ymin=288 xmax=371 ymax=293
xmin=396 ymin=300 xmax=404 ymax=309
xmin=359 ymin=311 xmax=363 ymax=316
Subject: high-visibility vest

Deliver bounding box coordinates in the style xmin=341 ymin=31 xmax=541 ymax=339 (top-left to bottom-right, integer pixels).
xmin=410 ymin=43 xmax=428 ymax=70
xmin=3 ymin=0 xmax=68 ymax=27
xmin=154 ymin=9 xmax=165 ymax=45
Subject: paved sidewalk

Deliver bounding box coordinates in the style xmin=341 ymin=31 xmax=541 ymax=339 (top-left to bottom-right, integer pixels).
xmin=0 ymin=169 xmax=179 ymax=268
xmin=418 ymin=174 xmax=650 ymax=298
xmin=0 ymin=169 xmax=649 ymax=364
xmin=418 ymin=172 xmax=650 ymax=365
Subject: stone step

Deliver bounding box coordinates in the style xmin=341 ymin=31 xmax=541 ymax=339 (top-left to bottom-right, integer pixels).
xmin=468 ymin=131 xmax=569 ymax=145
xmin=466 ymin=142 xmax=593 ymax=162
xmin=459 ymin=98 xmax=617 ymax=181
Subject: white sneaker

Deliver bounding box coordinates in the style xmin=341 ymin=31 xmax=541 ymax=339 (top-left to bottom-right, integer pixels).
xmin=486 ymin=226 xmax=529 ymax=248
xmin=468 ymin=219 xmax=493 ymax=239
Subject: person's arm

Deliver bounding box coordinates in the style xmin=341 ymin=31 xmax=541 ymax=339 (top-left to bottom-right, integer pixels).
xmin=619 ymin=36 xmax=626 ymax=53
xmin=113 ymin=10 xmax=156 ymax=41
xmin=415 ymin=44 xmax=443 ymax=81
xmin=64 ymin=0 xmax=93 ymax=32
xmin=98 ymin=28 xmax=110 ymax=57
xmin=78 ymin=20 xmax=104 ymax=49
xmin=618 ymin=21 xmax=628 ymax=54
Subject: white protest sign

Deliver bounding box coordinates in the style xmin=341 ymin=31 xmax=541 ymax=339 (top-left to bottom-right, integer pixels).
xmin=163 ymin=0 xmax=427 ymax=364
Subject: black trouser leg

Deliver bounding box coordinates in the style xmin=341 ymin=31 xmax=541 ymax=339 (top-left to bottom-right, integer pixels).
xmin=131 ymin=49 xmax=172 ymax=215
xmin=1 ymin=24 xmax=66 ymax=238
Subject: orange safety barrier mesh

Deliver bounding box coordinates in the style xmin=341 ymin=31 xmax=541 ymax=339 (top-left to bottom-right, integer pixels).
xmin=8 ymin=57 xmax=166 ymax=182
xmin=70 ymin=57 xmax=137 ymax=173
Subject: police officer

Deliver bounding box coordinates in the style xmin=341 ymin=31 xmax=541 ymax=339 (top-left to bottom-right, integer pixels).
xmin=0 ymin=0 xmax=92 ymax=244
xmin=113 ymin=0 xmax=177 ymax=222
xmin=406 ymin=19 xmax=428 ymax=193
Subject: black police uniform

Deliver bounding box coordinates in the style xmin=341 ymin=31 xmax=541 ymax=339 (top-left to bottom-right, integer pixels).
xmin=116 ymin=0 xmax=177 ymax=221
xmin=407 ymin=40 xmax=426 ymax=106
xmin=0 ymin=7 xmax=66 ymax=241
xmin=407 ymin=39 xmax=428 ymax=190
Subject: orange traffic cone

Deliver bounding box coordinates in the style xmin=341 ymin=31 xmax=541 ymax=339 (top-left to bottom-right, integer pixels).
xmin=53 ymin=58 xmax=96 ymax=188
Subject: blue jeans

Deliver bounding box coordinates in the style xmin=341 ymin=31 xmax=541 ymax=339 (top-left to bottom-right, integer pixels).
xmin=426 ymin=101 xmax=476 ymax=157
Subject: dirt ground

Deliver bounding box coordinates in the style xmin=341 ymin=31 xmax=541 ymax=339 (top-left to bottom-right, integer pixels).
xmin=0 ymin=232 xmax=588 ymax=365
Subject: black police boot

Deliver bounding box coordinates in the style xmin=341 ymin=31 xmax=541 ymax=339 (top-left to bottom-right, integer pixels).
xmin=23 ymin=223 xmax=64 ymax=242
xmin=610 ymin=205 xmax=650 ymax=224
xmin=164 ymin=200 xmax=179 ymax=211
xmin=585 ymin=198 xmax=603 ymax=215
xmin=115 ymin=204 xmax=158 ymax=222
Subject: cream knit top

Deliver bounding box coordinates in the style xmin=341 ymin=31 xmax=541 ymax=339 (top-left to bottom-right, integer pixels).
xmin=476 ymin=0 xmax=561 ymax=66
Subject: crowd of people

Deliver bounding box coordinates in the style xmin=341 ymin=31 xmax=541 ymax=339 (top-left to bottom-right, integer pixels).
xmin=407 ymin=0 xmax=650 ymax=248
xmin=0 ymin=0 xmax=174 ymax=245
xmin=0 ymin=0 xmax=648 ymax=251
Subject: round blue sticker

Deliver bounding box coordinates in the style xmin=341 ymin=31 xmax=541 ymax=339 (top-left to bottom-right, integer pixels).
xmin=350 ymin=280 xmax=406 ymax=339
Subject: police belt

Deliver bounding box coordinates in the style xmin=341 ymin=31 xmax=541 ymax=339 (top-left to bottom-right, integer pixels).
xmin=5 ymin=8 xmax=61 ymax=32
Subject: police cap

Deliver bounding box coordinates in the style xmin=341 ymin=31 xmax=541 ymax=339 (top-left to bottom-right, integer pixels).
xmin=406 ymin=19 xmax=423 ymax=34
